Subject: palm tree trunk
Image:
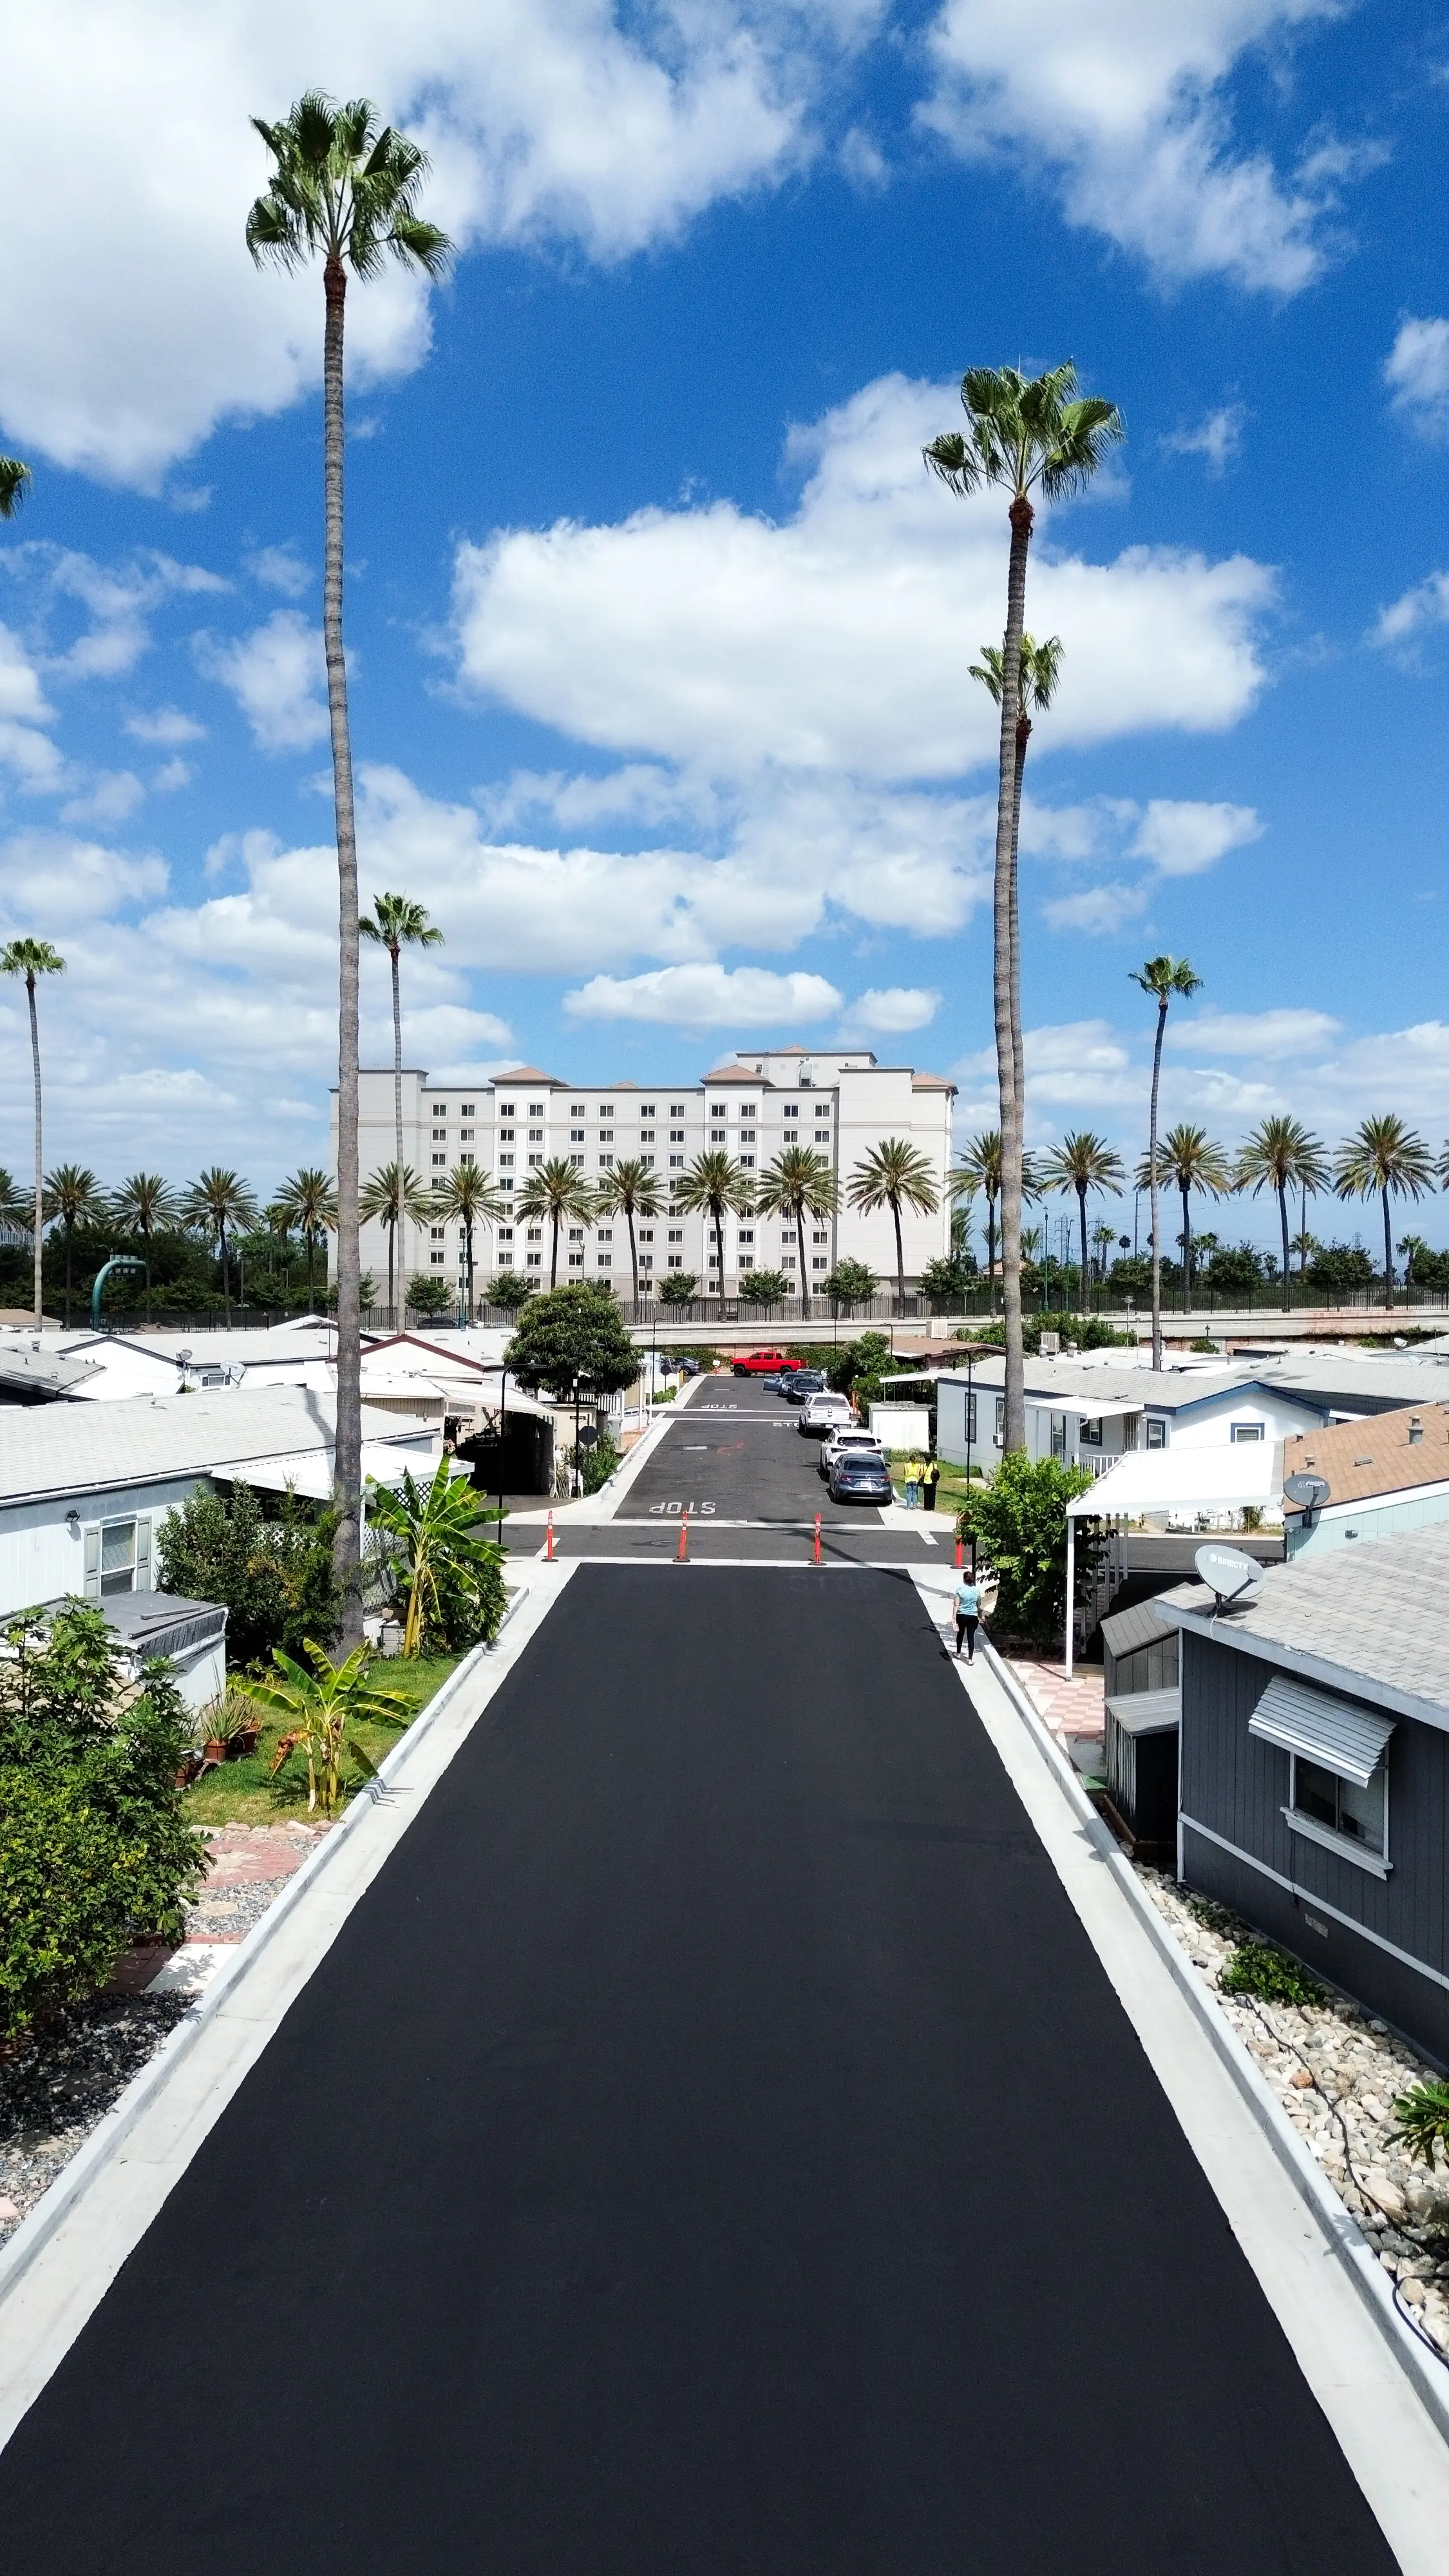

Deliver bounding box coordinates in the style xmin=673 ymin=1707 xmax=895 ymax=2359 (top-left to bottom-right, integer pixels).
xmin=307 ymin=1233 xmax=317 ymax=1311
xmin=715 ymin=1208 xmax=725 ymax=1321
xmin=987 ymin=1191 xmax=998 ymax=1309
xmin=64 ymin=1224 xmax=73 ymax=1329
xmin=1077 ymin=1185 xmax=1088 ymax=1316
xmin=1181 ymin=1182 xmax=1192 ymax=1315
xmin=26 ymin=976 xmax=42 ymax=1328
xmin=144 ymin=1225 xmax=152 ymax=1327
xmin=550 ymin=1211 xmax=560 ymax=1287
xmin=627 ymin=1210 xmax=639 ymax=1309
xmin=323 ymin=248 xmax=363 ymax=1643
xmin=893 ymin=1198 xmax=905 ymax=1316
xmin=390 ymin=945 xmax=407 ymax=1287
xmin=465 ymin=1218 xmax=474 ymax=1322
xmin=1277 ymin=1180 xmax=1291 ymax=1315
xmin=1148 ymin=998 xmax=1167 ymax=1371
xmin=220 ymin=1218 xmax=231 ymax=1326
xmin=797 ymin=1208 xmax=809 ymax=1319
xmin=1009 ymin=717 xmax=1029 ymax=1186
xmin=386 ymin=1217 xmax=395 ymax=1325
xmin=995 ymin=495 xmax=1032 ymax=1451
xmin=1383 ymin=1185 xmax=1394 ymax=1311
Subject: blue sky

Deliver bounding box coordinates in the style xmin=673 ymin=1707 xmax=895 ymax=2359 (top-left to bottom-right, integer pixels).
xmin=3 ymin=0 xmax=1449 ymax=1258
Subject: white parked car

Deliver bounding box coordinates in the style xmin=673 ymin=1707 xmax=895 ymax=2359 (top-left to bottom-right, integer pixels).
xmin=799 ymin=1390 xmax=855 ymax=1437
xmin=820 ymin=1425 xmax=884 ymax=1474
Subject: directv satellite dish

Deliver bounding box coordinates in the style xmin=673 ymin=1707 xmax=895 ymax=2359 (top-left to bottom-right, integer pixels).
xmin=1283 ymin=1471 xmax=1330 ymax=1511
xmin=1195 ymin=1544 xmax=1265 ymax=1610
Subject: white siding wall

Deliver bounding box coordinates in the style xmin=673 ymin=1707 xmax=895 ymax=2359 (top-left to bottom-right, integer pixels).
xmin=0 ymin=1475 xmax=202 ymax=1621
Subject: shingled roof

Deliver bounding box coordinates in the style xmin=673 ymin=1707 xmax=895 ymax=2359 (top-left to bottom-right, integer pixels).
xmin=1282 ymin=1403 xmax=1449 ymax=1509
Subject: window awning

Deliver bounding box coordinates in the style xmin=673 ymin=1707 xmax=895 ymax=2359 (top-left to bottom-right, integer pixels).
xmin=1105 ymin=1687 xmax=1180 ymax=1736
xmin=1247 ymin=1674 xmax=1394 ymax=1786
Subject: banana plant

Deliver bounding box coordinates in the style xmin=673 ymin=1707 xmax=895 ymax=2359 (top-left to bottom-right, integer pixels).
xmin=242 ymin=1640 xmax=412 ymax=1815
xmin=366 ymin=1465 xmax=506 ymax=1656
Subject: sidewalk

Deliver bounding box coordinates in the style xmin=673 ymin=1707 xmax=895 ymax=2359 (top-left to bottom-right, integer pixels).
xmin=1005 ymin=1655 xmax=1106 ymax=1759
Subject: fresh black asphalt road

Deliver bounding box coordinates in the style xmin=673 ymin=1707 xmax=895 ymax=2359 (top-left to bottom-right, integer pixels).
xmin=620 ymin=1374 xmax=923 ymax=1526
xmin=0 ymin=1569 xmax=1392 ymax=2573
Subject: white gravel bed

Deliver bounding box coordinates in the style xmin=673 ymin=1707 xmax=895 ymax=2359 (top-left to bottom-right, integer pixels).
xmin=1139 ymin=1867 xmax=1449 ymax=2360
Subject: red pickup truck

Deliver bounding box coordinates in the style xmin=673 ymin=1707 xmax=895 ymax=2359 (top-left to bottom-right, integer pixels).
xmin=731 ymin=1349 xmax=802 ymax=1377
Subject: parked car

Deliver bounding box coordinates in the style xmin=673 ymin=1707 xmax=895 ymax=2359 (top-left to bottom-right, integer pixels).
xmin=819 ymin=1426 xmax=882 ymax=1476
xmin=732 ymin=1350 xmax=801 ymax=1376
xmin=828 ymin=1450 xmax=894 ymax=1504
xmin=783 ymin=1370 xmax=826 ymax=1405
xmin=800 ymin=1391 xmax=855 ymax=1437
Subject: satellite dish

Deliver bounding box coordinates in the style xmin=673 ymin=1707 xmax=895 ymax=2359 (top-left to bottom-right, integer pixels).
xmin=1195 ymin=1544 xmax=1265 ymax=1610
xmin=1283 ymin=1470 xmax=1330 ymax=1511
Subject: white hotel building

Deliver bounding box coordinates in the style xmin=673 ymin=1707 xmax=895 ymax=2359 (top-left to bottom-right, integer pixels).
xmin=330 ymin=1046 xmax=955 ymax=1303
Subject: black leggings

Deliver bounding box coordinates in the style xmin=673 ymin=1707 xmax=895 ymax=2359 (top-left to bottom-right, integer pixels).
xmin=955 ymin=1614 xmax=978 ymax=1656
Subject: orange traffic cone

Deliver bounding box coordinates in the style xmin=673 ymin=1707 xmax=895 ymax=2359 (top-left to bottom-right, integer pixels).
xmin=954 ymin=1535 xmax=963 ymax=1570
xmin=813 ymin=1512 xmax=822 ymax=1565
xmin=677 ymin=1510 xmax=690 ymax=1562
xmin=545 ymin=1511 xmax=554 ymax=1561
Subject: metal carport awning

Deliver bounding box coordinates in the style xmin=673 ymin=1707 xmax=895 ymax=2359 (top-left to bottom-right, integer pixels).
xmin=1247 ymin=1674 xmax=1394 ymax=1786
xmin=1105 ymin=1687 xmax=1180 ymax=1736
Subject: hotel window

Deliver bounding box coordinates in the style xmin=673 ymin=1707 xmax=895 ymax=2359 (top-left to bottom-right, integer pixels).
xmin=498 ymin=1099 xmax=515 ymax=1115
xmin=668 ymin=1254 xmax=683 ymax=1270
xmin=670 ymin=1103 xmax=686 ymax=1117
xmin=812 ymin=1256 xmax=827 ymax=1271
xmin=597 ymin=1227 xmax=612 ymax=1241
xmin=528 ymin=1126 xmax=544 ymax=1143
xmin=640 ymin=1129 xmax=656 ymax=1143
xmin=599 ymin=1131 xmax=614 ymax=1146
xmin=430 ymin=1226 xmax=445 ymax=1241
xmin=431 ymin=1152 xmax=447 ymax=1167
xmin=668 ymin=1228 xmax=683 ymax=1244
xmin=433 ymin=1104 xmax=448 ymax=1118
xmin=669 ymin=1153 xmax=685 ymax=1170
xmin=460 ymin=1102 xmax=475 ymax=1117
xmin=459 ymin=1153 xmax=475 ymax=1168
xmin=430 ymin=1251 xmax=446 ymax=1268
xmin=570 ymin=1155 xmax=585 ymax=1170
xmin=740 ymin=1254 xmax=754 ymax=1270
xmin=528 ymin=1155 xmax=543 ymax=1169
xmin=640 ymin=1154 xmax=654 ymax=1170
xmin=569 ymin=1228 xmax=585 ymax=1241
xmin=569 ymin=1252 xmax=585 ymax=1268
xmin=640 ymin=1104 xmax=656 ymax=1117
xmin=739 ymin=1229 xmax=753 ymax=1244
xmin=83 ymin=1515 xmax=152 ymax=1599
xmin=740 ymin=1155 xmax=755 ymax=1168
xmin=784 ymin=1103 xmax=799 ymax=1121
xmin=499 ymin=1154 xmax=514 ymax=1169
xmin=640 ymin=1253 xmax=654 ymax=1272
xmin=499 ymin=1126 xmax=515 ymax=1144
xmin=597 ymin=1253 xmax=611 ymax=1267
xmin=527 ymin=1252 xmax=542 ymax=1269
xmin=708 ymin=1253 xmax=719 ymax=1269
xmin=782 ymin=1253 xmax=796 ymax=1269
xmin=528 ymin=1101 xmax=544 ymax=1116
xmin=571 ymin=1128 xmax=585 ymax=1142
xmin=498 ymin=1227 xmax=513 ymax=1244
xmin=599 ymin=1154 xmax=614 ymax=1170
xmin=600 ymin=1104 xmax=614 ymax=1118
xmin=639 ymin=1229 xmax=654 ymax=1243
xmin=813 ymin=1229 xmax=829 ymax=1244
xmin=460 ymin=1128 xmax=475 ymax=1143
xmin=526 ymin=1227 xmax=542 ymax=1242
xmin=571 ymin=1103 xmax=586 ymax=1115
xmin=669 ymin=1128 xmax=685 ymax=1144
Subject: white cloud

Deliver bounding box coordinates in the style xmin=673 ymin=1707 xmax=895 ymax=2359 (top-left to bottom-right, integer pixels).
xmin=839 ymin=984 xmax=940 ymax=1034
xmin=193 ymin=609 xmax=328 ymax=751
xmin=1170 ymin=1005 xmax=1342 ymax=1058
xmin=452 ymin=373 xmax=1274 ymax=782
xmin=0 ymin=623 xmax=61 ymax=786
xmin=920 ymin=0 xmax=1350 ymax=294
xmin=563 ymin=962 xmax=844 ymax=1027
xmin=1130 ymin=796 xmax=1262 ymax=875
xmin=126 ymin=705 xmax=206 ymax=746
xmin=1385 ymin=317 xmax=1449 ymax=442
xmin=153 ymin=757 xmax=193 ymax=792
xmin=61 ymin=769 xmax=146 ymax=826
xmin=1043 ymin=881 xmax=1149 ymax=935
xmin=0 ymin=1 xmax=871 ymax=486
xmin=0 ymin=544 xmax=227 ymax=682
xmin=0 ymin=825 xmax=167 ymax=927
xmin=1160 ymin=403 xmax=1247 ymax=475
xmin=1368 ymin=569 xmax=1449 ymax=656
xmin=246 ymin=543 xmax=312 ymax=598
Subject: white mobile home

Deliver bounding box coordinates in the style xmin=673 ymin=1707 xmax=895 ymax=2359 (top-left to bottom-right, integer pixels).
xmin=936 ymin=1357 xmax=1327 ymax=1478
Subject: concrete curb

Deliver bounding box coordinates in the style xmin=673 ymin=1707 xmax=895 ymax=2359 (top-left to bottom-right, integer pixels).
xmin=0 ymin=1634 xmax=495 ymax=2316
xmin=975 ymin=1629 xmax=1449 ymax=2448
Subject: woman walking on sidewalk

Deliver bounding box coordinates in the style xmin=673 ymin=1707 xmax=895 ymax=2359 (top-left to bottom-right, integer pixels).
xmin=952 ymin=1572 xmax=981 ymax=1662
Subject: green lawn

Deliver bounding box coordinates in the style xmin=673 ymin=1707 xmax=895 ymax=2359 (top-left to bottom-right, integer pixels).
xmin=182 ymin=1652 xmax=462 ymax=1828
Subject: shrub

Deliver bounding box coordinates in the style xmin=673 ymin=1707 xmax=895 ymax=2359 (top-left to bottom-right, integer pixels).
xmin=955 ymin=1450 xmax=1095 ymax=1647
xmin=739 ymin=1269 xmax=790 ymax=1310
xmin=1218 ymin=1941 xmax=1323 ymax=2007
xmin=1389 ymin=2079 xmax=1449 ymax=2170
xmin=822 ymin=1258 xmax=880 ymax=1310
xmin=580 ymin=1432 xmax=621 ymax=1494
xmin=157 ymin=1482 xmax=339 ymax=1669
xmin=658 ymin=1272 xmax=699 ymax=1307
xmin=488 ymin=1271 xmax=535 ymax=1312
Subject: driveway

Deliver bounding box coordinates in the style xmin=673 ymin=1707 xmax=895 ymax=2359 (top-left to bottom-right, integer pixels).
xmin=0 ymin=1568 xmax=1393 ymax=2571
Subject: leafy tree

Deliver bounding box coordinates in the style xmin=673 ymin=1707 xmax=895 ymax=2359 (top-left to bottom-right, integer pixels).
xmin=517 ymin=1155 xmax=594 ymax=1289
xmin=846 ymin=1137 xmax=939 ymax=1316
xmin=918 ymin=1253 xmax=974 ymax=1311
xmin=956 ymin=1451 xmax=1094 ymax=1648
xmin=969 ymin=632 xmax=1063 ymax=1162
xmin=488 ymin=1270 xmax=535 ymax=1313
xmin=594 ymin=1157 xmax=663 ymax=1305
xmin=1130 ymin=956 xmax=1203 ymax=1368
xmin=43 ymin=1163 xmax=101 ymax=1328
xmin=277 ymin=1165 xmax=337 ymax=1310
xmin=506 ymin=1282 xmax=638 ymax=1402
xmin=827 ymin=1331 xmax=893 ymax=1406
xmin=156 ymin=1482 xmax=341 ymax=1667
xmin=406 ymin=1271 xmax=456 ymax=1320
xmin=1203 ymin=1242 xmax=1269 ymax=1295
xmin=1335 ymin=1114 xmax=1435 ymax=1310
xmin=658 ymin=1271 xmax=699 ymax=1308
xmin=248 ymin=91 xmax=451 ymax=1645
xmin=360 ymin=1160 xmax=430 ymax=1323
xmin=676 ymin=1148 xmax=755 ymax=1321
xmin=927 ymin=365 xmax=1122 ymax=1448
xmin=430 ymin=1160 xmax=504 ymax=1322
xmin=1399 ymin=1235 xmax=1449 ymax=1291
xmin=243 ymin=1641 xmax=412 ymax=1817
xmin=366 ymin=1466 xmax=506 ymax=1654
xmin=1 ymin=937 xmax=64 ymax=1326
xmin=1236 ymin=1116 xmax=1327 ymax=1316
xmin=822 ymin=1256 xmax=880 ymax=1312
xmin=110 ymin=1171 xmax=179 ymax=1323
xmin=754 ymin=1143 xmax=835 ymax=1318
xmin=359 ymin=891 xmax=443 ymax=1180
xmin=739 ymin=1267 xmax=790 ymax=1312
xmin=1306 ymin=1240 xmax=1376 ymax=1294
xmin=182 ymin=1168 xmax=260 ymax=1324
xmin=1041 ymin=1131 xmax=1126 ymax=1309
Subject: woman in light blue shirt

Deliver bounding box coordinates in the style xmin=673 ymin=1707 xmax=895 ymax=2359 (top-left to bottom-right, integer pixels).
xmin=951 ymin=1575 xmax=981 ymax=1662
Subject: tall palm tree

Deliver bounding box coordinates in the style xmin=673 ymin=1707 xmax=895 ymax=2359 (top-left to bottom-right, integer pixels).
xmin=952 ymin=1132 xmax=1001 ymax=1306
xmin=595 ymin=1157 xmax=664 ymax=1309
xmin=109 ymin=1172 xmax=178 ymax=1325
xmin=926 ymin=365 xmax=1122 ymax=1448
xmin=1130 ymin=956 xmax=1202 ymax=1369
xmin=1236 ymin=1117 xmax=1329 ymax=1316
xmin=755 ymin=1143 xmax=837 ymax=1321
xmin=359 ymin=1161 xmax=429 ymax=1323
xmin=1091 ymin=1220 xmax=1116 ymax=1288
xmin=182 ymin=1168 xmax=260 ymax=1325
xmin=969 ymin=632 xmax=1064 ymax=1143
xmin=1136 ymin=1124 xmax=1233 ymax=1315
xmin=1 ymin=938 xmax=65 ymax=1327
xmin=518 ymin=1156 xmax=596 ymax=1289
xmin=0 ymin=457 xmax=30 ymax=516
xmin=1041 ymin=1132 xmax=1125 ymax=1310
xmin=431 ymin=1161 xmax=504 ymax=1321
xmin=359 ymin=892 xmax=444 ymax=1182
xmin=847 ymin=1137 xmax=941 ymax=1317
xmin=43 ymin=1164 xmax=100 ymax=1329
xmin=248 ymin=93 xmax=451 ymax=1641
xmin=1335 ymin=1116 xmax=1435 ymax=1311
xmin=277 ymin=1166 xmax=337 ymax=1311
xmin=677 ymin=1149 xmax=757 ymax=1321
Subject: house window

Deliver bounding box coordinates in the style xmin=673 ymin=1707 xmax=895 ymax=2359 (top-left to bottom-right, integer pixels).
xmin=1230 ymin=1421 xmax=1264 ymax=1443
xmin=1145 ymin=1418 xmax=1167 ymax=1450
xmin=83 ymin=1515 xmax=152 ymax=1600
xmin=1291 ymin=1754 xmax=1387 ymax=1859
xmin=1050 ymin=1412 xmax=1068 ymax=1459
xmin=1080 ymin=1417 xmax=1103 ymax=1446
xmin=994 ymin=1397 xmax=1005 ymax=1439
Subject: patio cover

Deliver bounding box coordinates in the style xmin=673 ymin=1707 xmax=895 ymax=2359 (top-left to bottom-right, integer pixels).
xmin=1065 ymin=1442 xmax=1280 ymax=1521
xmin=230 ymin=1442 xmax=450 ymax=1501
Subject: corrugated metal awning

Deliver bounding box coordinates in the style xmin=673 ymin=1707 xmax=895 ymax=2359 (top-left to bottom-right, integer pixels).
xmin=1105 ymin=1687 xmax=1180 ymax=1736
xmin=1100 ymin=1600 xmax=1179 ymax=1656
xmin=1247 ymin=1674 xmax=1394 ymax=1786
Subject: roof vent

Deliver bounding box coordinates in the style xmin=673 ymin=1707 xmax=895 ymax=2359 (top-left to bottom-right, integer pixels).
xmin=1410 ymin=1417 xmax=1424 ymax=1444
